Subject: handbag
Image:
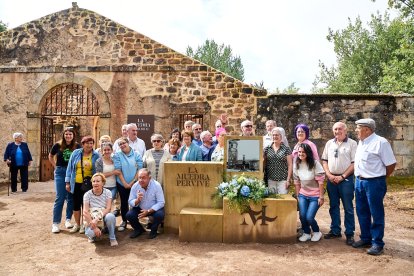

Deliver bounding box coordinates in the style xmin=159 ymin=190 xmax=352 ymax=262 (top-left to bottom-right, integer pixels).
xmin=89 ymin=207 xmax=105 ymax=229
xmin=80 ymin=152 xmax=93 ymax=192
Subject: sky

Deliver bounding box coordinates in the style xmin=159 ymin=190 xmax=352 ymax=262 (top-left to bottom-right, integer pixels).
xmin=0 ymin=0 xmax=395 ymax=92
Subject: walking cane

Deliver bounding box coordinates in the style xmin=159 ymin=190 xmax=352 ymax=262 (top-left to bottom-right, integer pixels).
xmin=7 ymin=160 xmax=11 ymax=196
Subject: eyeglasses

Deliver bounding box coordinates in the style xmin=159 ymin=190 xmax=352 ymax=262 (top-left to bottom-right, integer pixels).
xmin=244 ymin=125 xmax=253 ymax=128
xmin=216 ymin=125 xmax=222 ymax=128
xmin=194 ymin=128 xmax=202 ymax=131
xmin=152 ymin=140 xmax=162 ymax=143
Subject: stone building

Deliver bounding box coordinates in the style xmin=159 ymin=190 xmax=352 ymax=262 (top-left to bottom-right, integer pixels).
xmin=1 ymin=3 xmax=413 ymax=182
xmin=0 ymin=3 xmax=265 ymax=181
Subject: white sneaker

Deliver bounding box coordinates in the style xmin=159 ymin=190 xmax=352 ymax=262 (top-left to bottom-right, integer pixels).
xmin=65 ymin=220 xmax=73 ymax=229
xmin=79 ymin=224 xmax=85 ymax=234
xmin=299 ymin=233 xmax=311 ymax=242
xmin=70 ymin=224 xmax=80 ymax=233
xmin=51 ymin=224 xmax=60 ymax=233
xmin=311 ymin=231 xmax=323 ymax=242
xmin=88 ymin=237 xmax=95 ymax=243
xmin=110 ymin=239 xmax=118 ymax=247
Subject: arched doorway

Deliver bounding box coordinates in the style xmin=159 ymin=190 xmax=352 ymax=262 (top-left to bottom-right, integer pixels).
xmin=40 ymin=83 xmax=100 ymax=181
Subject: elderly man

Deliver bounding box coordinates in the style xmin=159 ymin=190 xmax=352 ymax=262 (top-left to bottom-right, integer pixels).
xmin=263 ymin=120 xmax=277 ymax=148
xmin=352 ymin=118 xmax=396 ymax=256
xmin=200 ymin=131 xmax=216 ymax=161
xmin=192 ymin=123 xmax=203 ymax=146
xmin=126 ymin=168 xmax=165 ymax=239
xmin=240 ymin=120 xmax=254 ymax=136
xmin=112 ymin=124 xmax=129 ymax=153
xmin=123 ymin=123 xmax=146 ymax=158
xmin=321 ymin=122 xmax=357 ymax=245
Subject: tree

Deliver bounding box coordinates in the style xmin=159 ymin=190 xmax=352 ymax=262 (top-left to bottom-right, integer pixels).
xmin=374 ymin=0 xmax=414 ymax=18
xmin=186 ymin=39 xmax=245 ymax=81
xmin=0 ymin=21 xmax=7 ymax=32
xmin=314 ymin=13 xmax=414 ymax=94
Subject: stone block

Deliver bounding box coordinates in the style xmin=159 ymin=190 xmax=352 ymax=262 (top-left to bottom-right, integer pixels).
xmin=222 ymin=196 xmax=297 ymax=243
xmin=163 ymin=161 xmax=224 ymax=234
xmin=393 ymin=141 xmax=414 ymax=155
xmin=179 ymin=207 xmax=223 ymax=243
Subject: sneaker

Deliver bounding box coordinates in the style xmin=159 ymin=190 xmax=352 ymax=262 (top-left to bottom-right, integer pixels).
xmin=129 ymin=229 xmax=143 ymax=239
xmin=324 ymin=231 xmax=342 ymax=239
xmin=79 ymin=224 xmax=85 ymax=234
xmin=110 ymin=239 xmax=118 ymax=247
xmin=352 ymin=239 xmax=372 ymax=248
xmin=69 ymin=224 xmax=80 ymax=233
xmin=118 ymin=221 xmax=127 ymax=232
xmin=51 ymin=224 xmax=60 ymax=233
xmin=311 ymin=232 xmax=323 ymax=242
xmin=346 ymin=236 xmax=355 ymax=246
xmin=65 ymin=220 xmax=73 ymax=229
xmin=148 ymin=231 xmax=157 ymax=239
xmin=87 ymin=237 xmax=95 ymax=243
xmin=367 ymin=245 xmax=384 ymax=256
xmin=299 ymin=233 xmax=311 ymax=242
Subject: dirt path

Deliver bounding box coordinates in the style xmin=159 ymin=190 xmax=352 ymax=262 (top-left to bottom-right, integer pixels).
xmin=0 ymin=181 xmax=413 ymax=275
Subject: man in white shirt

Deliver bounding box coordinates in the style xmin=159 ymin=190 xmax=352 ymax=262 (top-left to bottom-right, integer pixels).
xmin=125 ymin=123 xmax=146 ymax=158
xmin=192 ymin=123 xmax=203 ymax=146
xmin=322 ymin=122 xmax=357 ymax=245
xmin=263 ymin=120 xmax=276 ymax=148
xmin=240 ymin=120 xmax=254 ymax=136
xmin=352 ymin=118 xmax=396 ymax=256
xmin=112 ymin=124 xmax=128 ymax=153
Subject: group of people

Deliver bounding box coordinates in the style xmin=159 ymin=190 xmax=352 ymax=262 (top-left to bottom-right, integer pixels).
xmin=262 ymin=118 xmax=396 ymax=256
xmin=3 ymin=116 xmax=396 ymax=255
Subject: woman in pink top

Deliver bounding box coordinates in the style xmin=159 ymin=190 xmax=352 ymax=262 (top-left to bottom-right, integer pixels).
xmin=292 ymin=123 xmax=319 ymax=161
xmin=294 ymin=143 xmax=325 ymax=243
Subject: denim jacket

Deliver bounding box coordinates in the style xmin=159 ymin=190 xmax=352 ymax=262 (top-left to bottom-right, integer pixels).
xmin=176 ymin=143 xmax=203 ymax=161
xmin=65 ymin=148 xmax=100 ymax=193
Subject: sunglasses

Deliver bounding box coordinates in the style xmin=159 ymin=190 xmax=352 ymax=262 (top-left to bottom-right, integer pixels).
xmin=152 ymin=140 xmax=162 ymax=143
xmin=334 ymin=148 xmax=338 ymax=158
xmin=244 ymin=125 xmax=253 ymax=128
xmin=194 ymin=128 xmax=202 ymax=131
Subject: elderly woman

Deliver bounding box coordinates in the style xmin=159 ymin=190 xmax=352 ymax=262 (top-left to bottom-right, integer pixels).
xmin=143 ymin=134 xmax=172 ymax=187
xmin=3 ymin=132 xmax=33 ymax=193
xmin=65 ymin=136 xmax=100 ymax=234
xmin=49 ymin=127 xmax=80 ymax=233
xmin=163 ymin=128 xmax=181 ymax=151
xmin=83 ymin=173 xmax=118 ymax=246
xmin=177 ymin=130 xmax=202 ymax=161
xmin=95 ymin=142 xmax=118 ymax=201
xmin=168 ymin=138 xmax=181 ymax=161
xmin=292 ymin=123 xmax=319 ymax=161
xmin=211 ymin=127 xmax=227 ymax=162
xmin=113 ymin=137 xmax=143 ymax=232
xmin=264 ymin=127 xmax=293 ymax=194
xmin=294 ymin=143 xmax=325 ymax=242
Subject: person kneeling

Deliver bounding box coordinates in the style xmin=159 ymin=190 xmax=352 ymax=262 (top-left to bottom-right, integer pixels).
xmin=83 ymin=173 xmax=118 ymax=246
xmin=126 ymin=168 xmax=165 ymax=239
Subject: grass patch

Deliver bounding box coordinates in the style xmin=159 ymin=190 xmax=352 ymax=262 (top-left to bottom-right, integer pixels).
xmin=387 ymin=176 xmax=414 ymax=192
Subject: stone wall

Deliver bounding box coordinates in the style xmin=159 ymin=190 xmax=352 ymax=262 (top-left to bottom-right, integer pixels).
xmin=256 ymin=94 xmax=414 ymax=175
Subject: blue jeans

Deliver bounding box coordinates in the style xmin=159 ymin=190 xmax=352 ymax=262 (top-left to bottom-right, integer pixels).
xmin=355 ymin=176 xmax=387 ymax=247
xmin=327 ymin=175 xmax=355 ymax=236
xmin=298 ymin=194 xmax=320 ymax=234
xmin=85 ymin=213 xmax=116 ymax=241
xmin=52 ymin=167 xmax=73 ymax=224
xmin=126 ymin=207 xmax=165 ymax=233
xmin=116 ymin=182 xmax=131 ymax=222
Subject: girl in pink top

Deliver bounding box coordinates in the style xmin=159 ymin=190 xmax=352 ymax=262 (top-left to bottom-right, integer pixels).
xmin=294 ymin=143 xmax=325 ymax=243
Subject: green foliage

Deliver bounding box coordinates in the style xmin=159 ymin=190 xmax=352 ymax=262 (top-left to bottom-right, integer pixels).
xmin=385 ymin=0 xmax=414 ymax=18
xmin=314 ymin=13 xmax=414 ymax=94
xmin=269 ymin=82 xmax=300 ymax=94
xmin=0 ymin=21 xmax=7 ymax=32
xmin=186 ymin=39 xmax=245 ymax=81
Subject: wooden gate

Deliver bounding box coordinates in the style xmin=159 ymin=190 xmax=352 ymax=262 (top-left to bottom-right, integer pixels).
xmin=40 ymin=117 xmax=54 ymax=181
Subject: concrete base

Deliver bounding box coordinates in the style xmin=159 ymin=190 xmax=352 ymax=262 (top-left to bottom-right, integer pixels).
xmin=222 ymin=195 xmax=297 ymax=243
xmin=179 ymin=207 xmax=223 ymax=243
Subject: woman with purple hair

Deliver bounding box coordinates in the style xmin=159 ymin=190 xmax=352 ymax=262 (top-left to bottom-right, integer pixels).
xmin=292 ymin=124 xmax=319 ymax=161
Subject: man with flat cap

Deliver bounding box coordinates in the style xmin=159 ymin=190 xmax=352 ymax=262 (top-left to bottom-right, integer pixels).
xmin=352 ymin=118 xmax=396 ymax=256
